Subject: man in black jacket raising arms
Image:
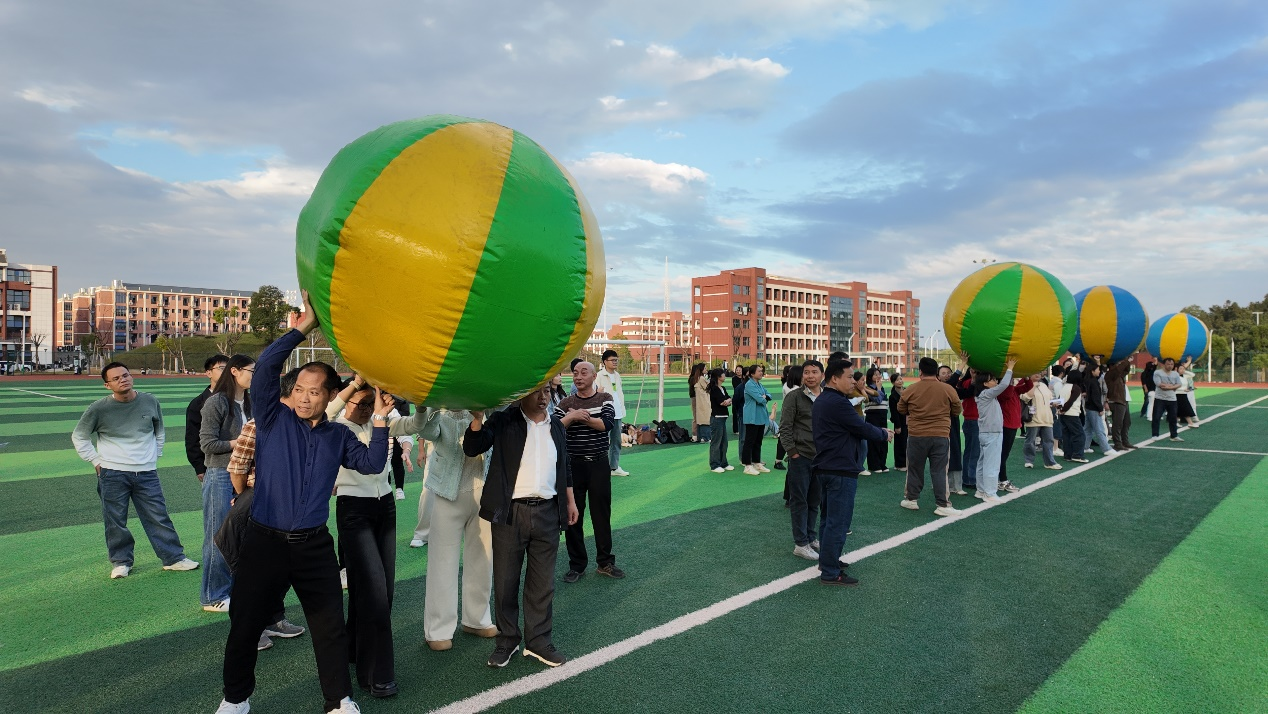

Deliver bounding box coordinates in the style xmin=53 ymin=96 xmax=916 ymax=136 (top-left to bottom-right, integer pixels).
xmin=464 ymin=385 xmax=579 ymax=669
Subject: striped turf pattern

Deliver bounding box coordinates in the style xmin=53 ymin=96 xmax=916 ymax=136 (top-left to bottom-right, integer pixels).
xmin=296 ymin=115 xmax=604 ymax=409
xmin=0 ymin=379 xmax=1263 ymax=713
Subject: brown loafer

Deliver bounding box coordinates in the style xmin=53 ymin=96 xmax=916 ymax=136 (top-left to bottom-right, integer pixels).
xmin=462 ymin=625 xmax=498 ymax=638
xmin=426 ymin=639 xmax=453 ymax=651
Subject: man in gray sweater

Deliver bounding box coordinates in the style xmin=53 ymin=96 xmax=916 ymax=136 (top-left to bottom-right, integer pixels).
xmin=72 ymin=362 xmax=198 ymax=579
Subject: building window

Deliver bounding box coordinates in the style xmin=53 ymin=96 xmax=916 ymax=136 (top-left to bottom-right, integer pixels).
xmin=6 ymin=290 xmax=30 ymax=309
xmin=733 ymin=319 xmax=741 ymax=329
xmin=694 ymin=286 xmax=701 ymax=296
xmin=9 ymin=269 xmax=31 ymax=283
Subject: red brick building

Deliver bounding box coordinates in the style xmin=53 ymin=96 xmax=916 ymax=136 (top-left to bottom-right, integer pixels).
xmin=689 ymin=267 xmax=919 ymax=371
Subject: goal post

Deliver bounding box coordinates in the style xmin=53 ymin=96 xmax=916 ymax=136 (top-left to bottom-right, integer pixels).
xmin=586 ymin=339 xmax=667 ymax=422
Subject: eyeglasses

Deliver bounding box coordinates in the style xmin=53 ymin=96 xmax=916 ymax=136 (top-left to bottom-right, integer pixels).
xmin=241 ymin=367 xmax=255 ymax=374
xmin=348 ymin=399 xmax=375 ymax=410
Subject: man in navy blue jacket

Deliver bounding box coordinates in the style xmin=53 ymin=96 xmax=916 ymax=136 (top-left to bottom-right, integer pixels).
xmin=218 ymin=292 xmax=394 ymax=714
xmin=812 ymin=359 xmax=892 ymax=586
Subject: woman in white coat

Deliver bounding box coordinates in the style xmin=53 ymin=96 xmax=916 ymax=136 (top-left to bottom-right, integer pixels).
xmin=417 ymin=408 xmax=496 ymax=651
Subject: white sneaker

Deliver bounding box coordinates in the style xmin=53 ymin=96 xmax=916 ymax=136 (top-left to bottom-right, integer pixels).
xmin=981 ymin=494 xmax=1004 ymax=504
xmin=1104 ymin=449 xmax=1119 ymax=456
xmin=332 ymin=697 xmax=361 ymax=713
xmin=340 ymin=568 xmax=348 ymax=590
xmin=811 ymin=539 xmax=820 ymax=550
xmin=1170 ymin=437 xmax=1184 ymax=442
xmin=612 ymin=467 xmax=630 ymax=476
xmin=933 ymin=505 xmax=962 ymax=517
xmin=203 ymin=599 xmax=230 ymax=613
xmin=163 ymin=558 xmax=200 ymax=572
xmin=792 ymin=544 xmax=820 ymax=561
xmin=216 ymin=698 xmax=250 ymax=714
xmin=743 ymin=465 xmax=760 ymax=475
xmin=409 ymin=538 xmax=425 ymax=548
xmin=1024 ymin=463 xmax=1034 ymax=469
xmin=974 ymin=491 xmax=988 ymax=500
xmin=110 ymin=564 xmax=131 ymax=579
xmin=395 ymin=488 xmax=405 ymax=500
xmin=1044 ymin=463 xmax=1063 ymax=470
xmin=899 ymin=499 xmax=920 ymax=510
xmin=952 ymin=489 xmax=968 ymax=496
xmin=724 ymin=465 xmax=735 ymax=471
xmin=860 ymin=470 xmax=871 ymax=476
xmin=756 ymin=463 xmax=771 ymax=473
xmin=711 ymin=467 xmax=726 ymax=473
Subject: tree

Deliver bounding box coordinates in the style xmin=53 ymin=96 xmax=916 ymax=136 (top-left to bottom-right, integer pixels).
xmin=248 ymin=285 xmax=290 ymax=342
xmin=28 ymin=332 xmax=46 ymax=368
xmin=1253 ymin=353 xmax=1268 ymax=382
xmin=213 ymin=305 xmax=242 ymax=355
xmin=615 ymin=344 xmax=638 ymax=373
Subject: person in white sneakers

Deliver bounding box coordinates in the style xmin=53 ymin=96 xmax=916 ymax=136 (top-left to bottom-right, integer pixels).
xmin=741 ymin=365 xmax=774 ymax=475
xmin=72 ymin=362 xmax=199 ymax=579
xmin=1020 ymin=375 xmax=1062 ymax=470
xmin=779 ymin=360 xmax=825 ymax=560
xmin=896 ymin=357 xmax=963 ymax=517
xmin=974 ymin=357 xmax=1017 ymax=504
xmin=595 ymin=350 xmax=630 ymax=476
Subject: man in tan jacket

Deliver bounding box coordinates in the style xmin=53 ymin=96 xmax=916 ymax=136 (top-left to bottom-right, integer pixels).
xmin=897 ymin=357 xmax=963 ymax=517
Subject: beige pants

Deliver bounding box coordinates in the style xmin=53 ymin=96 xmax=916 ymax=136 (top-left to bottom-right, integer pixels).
xmin=424 ymin=485 xmax=493 ymax=641
xmin=413 ymin=488 xmax=434 ymax=542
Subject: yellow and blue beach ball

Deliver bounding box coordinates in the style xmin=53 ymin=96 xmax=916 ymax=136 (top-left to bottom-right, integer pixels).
xmin=296 ymin=115 xmax=605 ymax=409
xmin=1146 ymin=313 xmax=1209 ymax=363
xmin=1069 ymin=285 xmax=1148 ymax=362
xmin=943 ymin=262 xmax=1076 ymax=376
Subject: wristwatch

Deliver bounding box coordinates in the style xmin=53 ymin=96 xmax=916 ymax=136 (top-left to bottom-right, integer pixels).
xmin=371 ymin=414 xmax=388 ymax=424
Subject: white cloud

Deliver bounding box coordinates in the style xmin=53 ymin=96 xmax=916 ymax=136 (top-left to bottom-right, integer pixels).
xmin=181 ymin=162 xmax=321 ymax=200
xmin=17 ymin=86 xmax=82 ymax=111
xmin=569 ymin=152 xmax=709 ymax=194
xmin=638 ymin=44 xmax=790 ymax=83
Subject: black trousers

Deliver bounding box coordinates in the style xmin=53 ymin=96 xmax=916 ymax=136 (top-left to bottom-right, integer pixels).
xmin=223 ymin=521 xmax=350 ymax=711
xmin=1152 ymin=399 xmax=1179 ymax=438
xmin=741 ymin=424 xmax=765 ymax=465
xmin=893 ymin=426 xmax=908 ymax=469
xmin=391 ymin=442 xmax=406 ymax=490
xmin=492 ymin=500 xmax=561 ymax=653
xmin=1000 ymin=427 xmax=1018 ymax=481
xmin=865 ymin=410 xmax=889 ymax=470
xmin=732 ymin=403 xmax=743 ymax=434
xmin=565 ymin=456 xmax=614 ymax=572
xmin=336 ymin=494 xmax=396 ymax=689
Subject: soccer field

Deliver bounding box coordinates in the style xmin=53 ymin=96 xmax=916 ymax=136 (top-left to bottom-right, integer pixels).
xmin=1 ymin=377 xmax=1265 ymax=713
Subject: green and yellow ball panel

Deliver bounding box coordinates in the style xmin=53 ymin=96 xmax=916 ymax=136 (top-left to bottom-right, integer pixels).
xmin=297 ymin=115 xmax=605 ymax=408
xmin=943 ymin=262 xmax=1076 ymax=376
xmin=1146 ymin=312 xmax=1209 ymax=362
xmin=1070 ymin=285 xmax=1148 ymax=362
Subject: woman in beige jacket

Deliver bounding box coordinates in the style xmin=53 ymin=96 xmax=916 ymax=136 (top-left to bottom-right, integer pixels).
xmin=1020 ymin=375 xmax=1061 ymax=470
xmin=690 ymin=363 xmax=712 ymax=442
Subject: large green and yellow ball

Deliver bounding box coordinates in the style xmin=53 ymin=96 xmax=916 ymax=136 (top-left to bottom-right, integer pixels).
xmin=943 ymin=262 xmax=1076 ymax=376
xmin=296 ymin=115 xmax=605 ymax=409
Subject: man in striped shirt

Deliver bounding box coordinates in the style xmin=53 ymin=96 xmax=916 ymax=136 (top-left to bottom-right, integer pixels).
xmin=556 ymin=361 xmax=624 ymax=583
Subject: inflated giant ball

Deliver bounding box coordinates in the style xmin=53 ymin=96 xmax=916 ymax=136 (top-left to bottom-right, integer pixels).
xmin=1069 ymin=285 xmax=1148 ymax=362
xmin=1146 ymin=313 xmax=1209 ymax=362
xmin=296 ymin=115 xmax=605 ymax=409
xmin=943 ymin=262 xmax=1076 ymax=376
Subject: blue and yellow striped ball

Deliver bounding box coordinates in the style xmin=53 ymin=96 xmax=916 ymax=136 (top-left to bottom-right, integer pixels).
xmin=1146 ymin=313 xmax=1209 ymax=362
xmin=1069 ymin=285 xmax=1148 ymax=362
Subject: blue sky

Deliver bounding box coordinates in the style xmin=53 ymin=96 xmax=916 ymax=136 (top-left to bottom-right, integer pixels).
xmin=4 ymin=0 xmax=1266 ymax=347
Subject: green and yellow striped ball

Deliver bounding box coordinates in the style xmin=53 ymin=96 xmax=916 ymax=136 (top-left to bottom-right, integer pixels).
xmin=296 ymin=115 xmax=605 ymax=409
xmin=943 ymin=262 xmax=1076 ymax=376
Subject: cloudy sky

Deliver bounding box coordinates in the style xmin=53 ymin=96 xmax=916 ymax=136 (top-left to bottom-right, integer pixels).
xmin=5 ymin=0 xmax=1267 ymax=345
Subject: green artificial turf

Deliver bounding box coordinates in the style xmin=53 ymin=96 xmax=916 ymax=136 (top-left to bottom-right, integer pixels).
xmin=1019 ymin=457 xmax=1268 ymax=714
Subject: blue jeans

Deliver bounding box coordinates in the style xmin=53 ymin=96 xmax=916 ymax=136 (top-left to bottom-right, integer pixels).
xmin=961 ymin=419 xmax=980 ymax=489
xmin=978 ymin=432 xmax=1003 ymax=494
xmin=816 ymin=472 xmax=858 ymax=579
xmin=201 ymin=467 xmax=235 ymax=605
xmin=1023 ymin=426 xmax=1057 ymax=466
xmin=1060 ymin=415 xmax=1086 ymax=460
xmin=97 ymin=468 xmax=186 ymax=567
xmin=787 ymin=456 xmax=821 ymax=547
xmin=697 ymin=423 xmax=712 ymax=443
xmin=709 ymin=416 xmax=729 ymax=469
xmin=1084 ymin=411 xmax=1112 ymax=453
xmin=609 ymin=418 xmax=623 ymax=470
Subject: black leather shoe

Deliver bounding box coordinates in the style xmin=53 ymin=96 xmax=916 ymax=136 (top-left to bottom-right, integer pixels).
xmin=562 ymin=569 xmax=582 ymax=583
xmin=371 ymin=681 xmax=399 ymax=698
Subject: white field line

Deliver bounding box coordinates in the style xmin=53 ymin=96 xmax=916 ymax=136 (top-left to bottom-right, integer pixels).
xmin=1140 ymin=446 xmax=1268 ymax=457
xmin=4 ymin=388 xmax=68 ymax=400
xmin=429 ymin=393 xmax=1268 ymax=714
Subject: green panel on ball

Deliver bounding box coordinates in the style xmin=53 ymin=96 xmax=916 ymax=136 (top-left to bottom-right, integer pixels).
xmin=425 ymin=130 xmax=590 ymax=407
xmin=960 ymin=265 xmax=1022 ymax=375
xmin=296 ymin=114 xmax=478 ymax=354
